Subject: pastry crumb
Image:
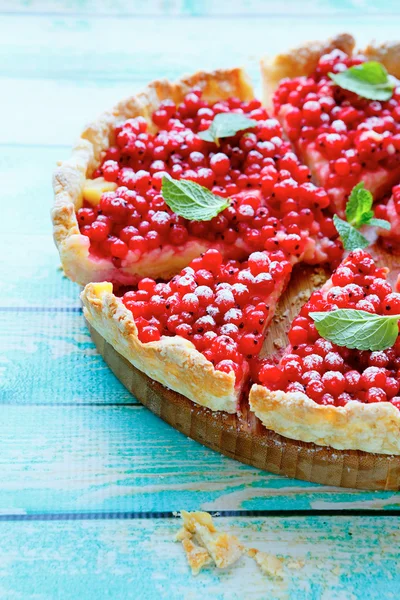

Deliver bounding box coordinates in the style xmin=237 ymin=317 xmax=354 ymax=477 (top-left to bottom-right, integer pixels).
xmin=273 ymin=337 xmax=286 ymax=349
xmin=286 ymin=558 xmax=305 ymax=570
xmin=247 ymin=547 xmax=283 ymax=578
xmin=175 ymin=526 xmax=192 ymax=542
xmin=176 ymin=511 xmax=292 ymax=579
xmin=253 ymin=550 xmax=284 ymax=578
xmin=177 ymin=511 xmax=244 ymax=572
xmin=310 ymin=267 xmax=328 ymax=287
xmin=181 ymin=538 xmax=213 ymax=575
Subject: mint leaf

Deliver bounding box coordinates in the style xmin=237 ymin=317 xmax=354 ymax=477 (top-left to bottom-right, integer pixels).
xmin=345 ymin=182 xmax=374 ymax=228
xmin=310 ymin=309 xmax=400 ymax=351
xmin=334 ymin=183 xmax=392 ymax=248
xmin=333 ymin=215 xmax=369 ymax=251
xmin=329 ymin=61 xmax=395 ymax=101
xmin=198 ymin=112 xmax=257 ymax=145
xmin=161 ymin=175 xmax=230 ymax=221
xmin=369 ymin=217 xmax=391 ymax=231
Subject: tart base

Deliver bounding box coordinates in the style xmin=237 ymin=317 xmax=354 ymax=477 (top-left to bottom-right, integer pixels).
xmin=88 ymin=320 xmax=400 ymax=490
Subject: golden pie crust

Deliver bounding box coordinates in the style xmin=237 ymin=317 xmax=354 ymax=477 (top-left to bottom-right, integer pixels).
xmin=260 ymin=33 xmax=355 ymax=107
xmin=52 ymin=68 xmax=253 ymax=286
xmin=249 ymin=386 xmax=400 ymax=455
xmin=260 ymin=33 xmax=400 ymax=106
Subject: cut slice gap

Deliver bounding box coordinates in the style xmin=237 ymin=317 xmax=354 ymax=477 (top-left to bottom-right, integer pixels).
xmin=258 ymin=263 xmax=329 ymax=362
xmin=289 ymin=143 xmax=400 ymax=218
xmin=250 ymin=249 xmax=400 ymax=454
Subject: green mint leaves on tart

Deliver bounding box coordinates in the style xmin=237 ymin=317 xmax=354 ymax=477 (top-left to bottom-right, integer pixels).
xmin=345 ymin=181 xmax=375 ymax=227
xmin=329 ymin=61 xmax=395 ymax=101
xmin=310 ymin=309 xmax=400 ymax=351
xmin=198 ymin=112 xmax=258 ymax=145
xmin=333 ymin=182 xmax=391 ymax=251
xmin=161 ymin=175 xmax=230 ymax=221
xmin=333 ymin=214 xmax=370 ymax=251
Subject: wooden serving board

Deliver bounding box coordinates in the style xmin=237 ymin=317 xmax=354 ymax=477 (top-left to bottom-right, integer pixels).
xmin=88 ymin=244 xmax=400 ymax=492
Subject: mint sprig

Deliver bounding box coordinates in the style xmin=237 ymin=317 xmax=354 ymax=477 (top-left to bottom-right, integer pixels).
xmin=310 ymin=309 xmax=400 ymax=351
xmin=345 ymin=182 xmax=374 ymax=227
xmin=198 ymin=112 xmax=257 ymax=145
xmin=333 ymin=182 xmax=391 ymax=251
xmin=333 ymin=215 xmax=370 ymax=250
xmin=329 ymin=61 xmax=395 ymax=101
xmin=161 ymin=175 xmax=230 ymax=221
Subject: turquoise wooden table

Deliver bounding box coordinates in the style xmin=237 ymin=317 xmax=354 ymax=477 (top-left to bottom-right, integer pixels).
xmin=1 ymin=2 xmax=400 ymax=598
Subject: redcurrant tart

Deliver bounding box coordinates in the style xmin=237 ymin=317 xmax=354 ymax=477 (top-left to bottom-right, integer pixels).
xmin=57 ymin=46 xmax=400 ymax=459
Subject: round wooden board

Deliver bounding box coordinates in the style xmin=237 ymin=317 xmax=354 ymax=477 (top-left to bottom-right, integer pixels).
xmin=88 ymin=327 xmax=400 ymax=492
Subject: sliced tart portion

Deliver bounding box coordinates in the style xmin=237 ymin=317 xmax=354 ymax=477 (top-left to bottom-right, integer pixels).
xmin=82 ymin=248 xmax=293 ymax=413
xmin=53 ymin=68 xmax=253 ymax=286
xmin=266 ymin=38 xmax=400 ymax=215
xmin=53 ymin=69 xmax=342 ymax=287
xmin=250 ymin=250 xmax=400 ymax=454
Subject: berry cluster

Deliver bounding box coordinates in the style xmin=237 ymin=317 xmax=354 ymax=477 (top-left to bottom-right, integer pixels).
xmin=274 ymin=49 xmax=400 ymax=204
xmin=254 ymin=250 xmax=400 ymax=408
xmin=76 ymin=91 xmax=342 ymax=268
xmin=121 ymin=248 xmax=292 ymax=384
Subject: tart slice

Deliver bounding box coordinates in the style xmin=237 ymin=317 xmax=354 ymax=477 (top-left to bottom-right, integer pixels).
xmin=82 ymin=248 xmax=293 ymax=413
xmin=52 ymin=68 xmax=254 ymax=286
xmin=262 ymin=35 xmax=400 ymax=215
xmin=250 ymin=249 xmax=400 ymax=454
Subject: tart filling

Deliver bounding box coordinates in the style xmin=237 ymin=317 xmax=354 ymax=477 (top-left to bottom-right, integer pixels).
xmin=250 ymin=250 xmax=400 ymax=454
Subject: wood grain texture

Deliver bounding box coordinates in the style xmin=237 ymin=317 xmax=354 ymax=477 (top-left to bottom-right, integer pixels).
xmin=0 ymin=312 xmax=134 ymax=405
xmin=3 ymin=3 xmax=400 ymax=596
xmin=3 ymin=0 xmax=400 ymax=16
xmin=0 ymin=516 xmax=398 ymax=600
xmin=0 ymin=15 xmax=395 ymax=83
xmin=2 ymin=19 xmax=400 ymax=147
xmin=3 ymin=405 xmax=400 ymax=513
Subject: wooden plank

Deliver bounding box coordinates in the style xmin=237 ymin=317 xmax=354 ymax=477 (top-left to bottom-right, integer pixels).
xmin=2 ymin=0 xmax=400 ymax=16
xmin=0 ymin=146 xmax=68 ymax=231
xmin=1 ymin=18 xmax=400 ymax=145
xmin=0 ymin=15 xmax=398 ymax=85
xmin=0 ymin=406 xmax=399 ymax=513
xmin=0 ymin=235 xmax=80 ymax=307
xmin=0 ymin=312 xmax=133 ymax=404
xmin=0 ymin=81 xmax=143 ymax=146
xmin=0 ymin=515 xmax=398 ymax=599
